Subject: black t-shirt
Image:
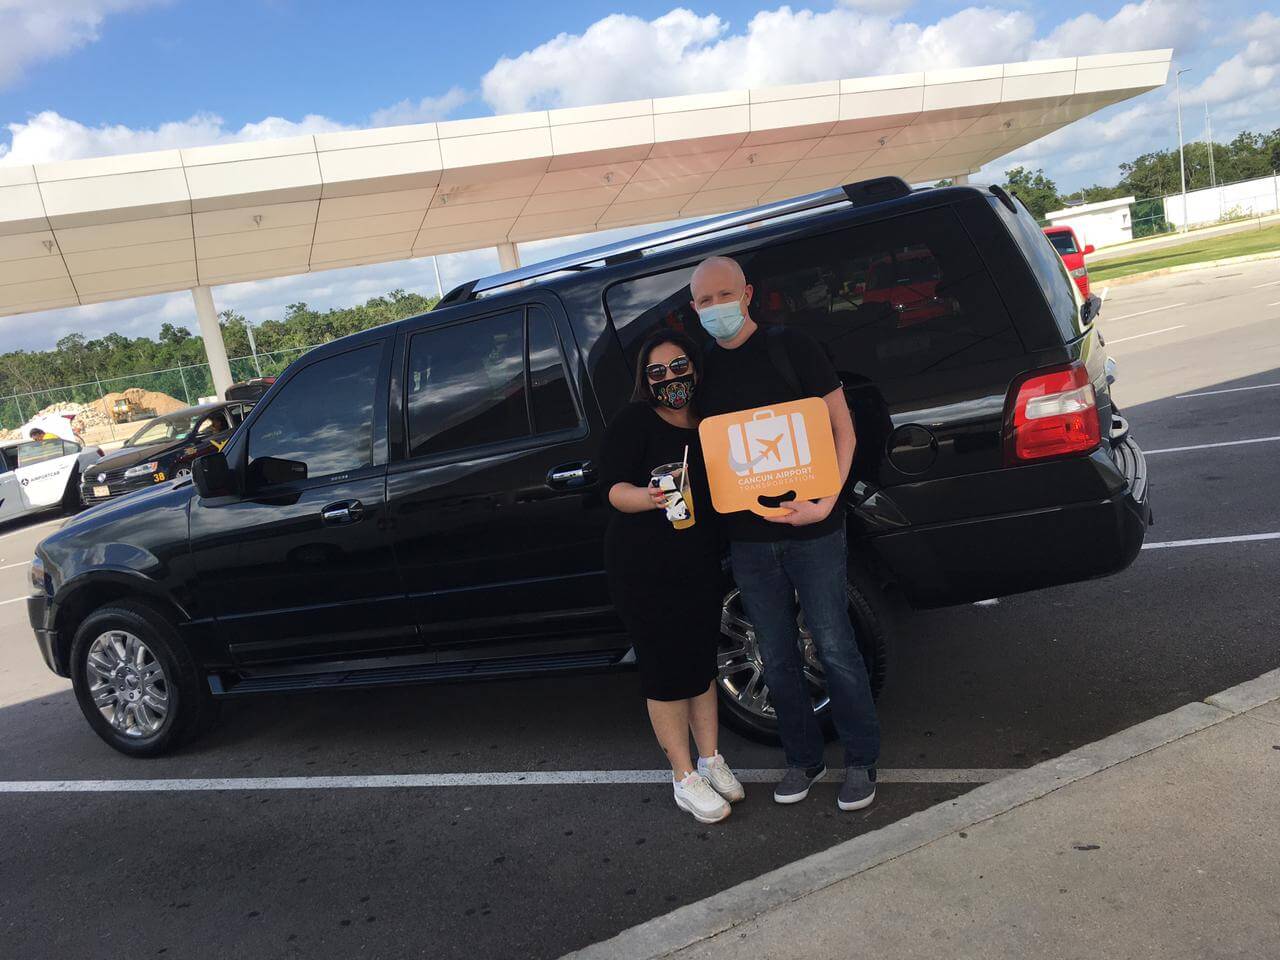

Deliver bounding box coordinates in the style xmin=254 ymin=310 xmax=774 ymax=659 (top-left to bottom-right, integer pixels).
xmin=598 ymin=403 xmax=722 ymax=568
xmin=698 ymin=324 xmax=845 ymax=542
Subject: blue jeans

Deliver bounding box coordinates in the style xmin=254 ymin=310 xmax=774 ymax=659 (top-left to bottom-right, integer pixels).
xmin=730 ymin=527 xmax=880 ymax=770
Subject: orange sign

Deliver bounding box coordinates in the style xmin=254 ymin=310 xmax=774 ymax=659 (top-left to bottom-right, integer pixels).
xmin=699 ymin=398 xmax=841 ymax=517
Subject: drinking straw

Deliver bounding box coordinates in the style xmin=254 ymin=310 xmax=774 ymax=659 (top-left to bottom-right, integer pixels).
xmin=679 ymin=444 xmax=689 ymax=494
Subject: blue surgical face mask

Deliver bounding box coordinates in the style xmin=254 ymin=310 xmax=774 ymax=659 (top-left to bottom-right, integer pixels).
xmin=697 ymin=296 xmax=746 ymax=341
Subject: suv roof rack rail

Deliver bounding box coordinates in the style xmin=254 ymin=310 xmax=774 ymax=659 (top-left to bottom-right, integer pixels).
xmin=435 ymin=176 xmax=914 ymax=307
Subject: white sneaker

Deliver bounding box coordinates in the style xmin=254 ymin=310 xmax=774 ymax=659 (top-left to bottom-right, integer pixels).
xmin=673 ymin=771 xmax=731 ymax=823
xmin=697 ymin=753 xmax=746 ymax=803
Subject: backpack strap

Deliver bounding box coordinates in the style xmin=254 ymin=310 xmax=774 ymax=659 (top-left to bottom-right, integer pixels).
xmin=703 ymin=324 xmax=804 ymax=397
xmin=765 ymin=325 xmax=803 ymax=399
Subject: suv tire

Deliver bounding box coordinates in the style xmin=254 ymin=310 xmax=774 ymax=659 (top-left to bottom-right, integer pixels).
xmin=716 ymin=577 xmax=888 ymax=743
xmin=69 ymin=600 xmax=220 ymax=757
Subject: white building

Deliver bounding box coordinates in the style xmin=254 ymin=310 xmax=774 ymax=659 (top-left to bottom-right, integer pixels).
xmin=1044 ymin=195 xmax=1137 ymax=249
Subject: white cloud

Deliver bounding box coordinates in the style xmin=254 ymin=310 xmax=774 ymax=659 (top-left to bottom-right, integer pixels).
xmin=1186 ymin=12 xmax=1280 ymax=107
xmin=0 ymin=0 xmax=163 ymax=89
xmin=0 ymin=92 xmax=471 ymax=167
xmin=369 ymin=87 xmax=471 ymax=127
xmin=1030 ymin=0 xmax=1207 ymax=60
xmin=0 ymin=110 xmax=349 ymax=166
xmin=480 ymin=5 xmax=1043 ymax=112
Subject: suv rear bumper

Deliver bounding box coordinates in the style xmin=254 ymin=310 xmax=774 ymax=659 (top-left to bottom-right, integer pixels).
xmin=870 ymin=435 xmax=1150 ymax=608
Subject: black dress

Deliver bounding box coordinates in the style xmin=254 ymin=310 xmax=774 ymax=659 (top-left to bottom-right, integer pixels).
xmin=599 ymin=403 xmax=725 ymax=701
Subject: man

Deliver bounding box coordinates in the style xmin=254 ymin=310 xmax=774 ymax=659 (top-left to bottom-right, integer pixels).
xmin=691 ymin=255 xmax=881 ymax=811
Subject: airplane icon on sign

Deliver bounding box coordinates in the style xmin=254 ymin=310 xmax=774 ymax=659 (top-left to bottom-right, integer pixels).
xmin=754 ymin=434 xmax=785 ymax=462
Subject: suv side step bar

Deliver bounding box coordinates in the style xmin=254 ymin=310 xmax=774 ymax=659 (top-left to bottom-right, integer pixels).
xmin=209 ymin=648 xmax=631 ymax=697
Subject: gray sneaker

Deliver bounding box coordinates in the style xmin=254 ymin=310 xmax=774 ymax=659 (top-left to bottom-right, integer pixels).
xmin=774 ymin=765 xmax=826 ymax=804
xmin=838 ymin=767 xmax=877 ymax=811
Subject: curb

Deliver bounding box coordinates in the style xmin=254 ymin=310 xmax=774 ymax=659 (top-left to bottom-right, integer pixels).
xmin=1096 ymin=249 xmax=1280 ymax=287
xmin=561 ymin=666 xmax=1280 ymax=960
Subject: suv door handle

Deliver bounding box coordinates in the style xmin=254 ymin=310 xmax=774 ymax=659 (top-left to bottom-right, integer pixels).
xmin=547 ymin=461 xmax=597 ymax=489
xmin=321 ymin=499 xmax=364 ymax=524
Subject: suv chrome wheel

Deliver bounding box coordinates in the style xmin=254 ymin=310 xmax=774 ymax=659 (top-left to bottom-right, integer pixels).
xmin=85 ymin=629 xmax=169 ymax=738
xmin=718 ymin=588 xmax=831 ymax=722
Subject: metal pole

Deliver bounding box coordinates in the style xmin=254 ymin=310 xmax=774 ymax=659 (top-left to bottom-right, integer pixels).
xmin=1176 ymin=68 xmax=1191 ymax=233
xmin=244 ymin=321 xmax=263 ymax=378
xmin=431 ymin=255 xmax=444 ymax=299
xmin=178 ymin=365 xmax=191 ymax=406
xmin=1204 ymin=103 xmax=1216 ymax=189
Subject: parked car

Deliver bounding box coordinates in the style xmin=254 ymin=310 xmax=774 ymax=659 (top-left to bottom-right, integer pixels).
xmin=79 ymin=401 xmax=252 ymax=506
xmin=860 ymin=248 xmax=953 ymax=327
xmin=1043 ymin=225 xmax=1095 ymax=298
xmin=29 ymin=177 xmax=1150 ymax=756
xmin=0 ymin=437 xmax=102 ymax=522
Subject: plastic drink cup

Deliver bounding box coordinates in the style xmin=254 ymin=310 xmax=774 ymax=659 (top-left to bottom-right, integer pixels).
xmin=650 ymin=462 xmax=696 ymax=530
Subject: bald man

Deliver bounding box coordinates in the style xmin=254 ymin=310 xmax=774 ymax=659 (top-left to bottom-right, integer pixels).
xmin=691 ymin=254 xmax=880 ymax=812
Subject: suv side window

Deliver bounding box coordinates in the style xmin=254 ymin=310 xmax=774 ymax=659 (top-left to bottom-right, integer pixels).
xmin=248 ymin=343 xmax=383 ymax=483
xmin=406 ymin=306 xmax=582 ymax=459
xmin=527 ymin=306 xmax=579 ymax=434
xmin=605 ymin=206 xmax=1022 ymax=381
xmin=1001 ymin=198 xmax=1082 ymax=337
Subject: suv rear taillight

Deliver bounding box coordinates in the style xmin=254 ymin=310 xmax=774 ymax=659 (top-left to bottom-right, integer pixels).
xmin=1005 ymin=362 xmax=1101 ymax=464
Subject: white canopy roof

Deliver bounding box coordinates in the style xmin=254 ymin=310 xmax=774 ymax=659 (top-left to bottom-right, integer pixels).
xmin=0 ymin=49 xmax=1171 ymax=318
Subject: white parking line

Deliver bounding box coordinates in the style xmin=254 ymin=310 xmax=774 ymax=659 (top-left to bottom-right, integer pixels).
xmin=1143 ymin=532 xmax=1280 ymax=550
xmin=0 ymin=596 xmax=29 ymax=606
xmin=0 ymin=561 xmax=31 ymax=572
xmin=1100 ymin=287 xmax=1109 ymax=303
xmin=1176 ymin=382 xmax=1280 ymax=399
xmin=0 ymin=768 xmax=1020 ymax=794
xmin=1107 ymin=324 xmax=1185 ymax=345
xmin=1105 ymin=303 xmax=1185 ymax=322
xmin=1253 ymin=279 xmax=1280 ymax=288
xmin=1145 ymin=436 xmax=1280 ymax=455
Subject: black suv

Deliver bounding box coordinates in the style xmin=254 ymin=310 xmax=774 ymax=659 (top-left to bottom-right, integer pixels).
xmin=28 ymin=178 xmax=1151 ymax=756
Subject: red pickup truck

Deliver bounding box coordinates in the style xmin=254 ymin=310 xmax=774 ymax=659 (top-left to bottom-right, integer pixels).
xmin=1042 ymin=225 xmax=1095 ymax=298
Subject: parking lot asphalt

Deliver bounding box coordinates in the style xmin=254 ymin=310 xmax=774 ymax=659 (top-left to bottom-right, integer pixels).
xmin=1 ymin=259 xmax=1278 ymax=959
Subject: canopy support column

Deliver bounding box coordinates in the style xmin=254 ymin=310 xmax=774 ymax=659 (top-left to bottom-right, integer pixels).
xmin=192 ymin=286 xmax=233 ymax=400
xmin=496 ymin=241 xmax=521 ymax=272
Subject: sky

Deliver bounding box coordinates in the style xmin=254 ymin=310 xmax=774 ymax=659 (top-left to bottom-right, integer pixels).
xmin=1 ymin=0 xmax=1277 ymax=355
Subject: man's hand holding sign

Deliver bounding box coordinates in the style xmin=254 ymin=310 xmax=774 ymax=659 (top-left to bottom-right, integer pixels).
xmin=699 ymin=396 xmax=847 ymax=523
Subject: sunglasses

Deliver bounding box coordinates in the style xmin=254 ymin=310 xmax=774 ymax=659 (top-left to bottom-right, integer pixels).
xmin=646 ymin=355 xmax=691 ymax=382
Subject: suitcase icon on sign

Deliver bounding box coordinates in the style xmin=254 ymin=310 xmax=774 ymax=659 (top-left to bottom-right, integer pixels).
xmin=727 ymin=409 xmax=812 ymax=476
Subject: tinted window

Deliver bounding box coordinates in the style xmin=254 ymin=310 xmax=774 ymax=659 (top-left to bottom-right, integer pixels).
xmin=1003 ymin=201 xmax=1082 ymax=333
xmin=408 ymin=311 xmax=528 ymax=458
xmin=605 ymin=266 xmax=704 ymax=365
xmin=249 ymin=343 xmax=382 ymax=482
xmin=527 ymin=306 xmax=579 ymax=434
xmin=606 ymin=206 xmax=1023 ymax=381
xmin=1046 ymin=231 xmax=1078 ymax=255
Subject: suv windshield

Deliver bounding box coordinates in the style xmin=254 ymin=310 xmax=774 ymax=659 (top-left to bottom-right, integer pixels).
xmin=1046 ymin=231 xmax=1078 ymax=255
xmin=126 ymin=411 xmax=203 ymax=447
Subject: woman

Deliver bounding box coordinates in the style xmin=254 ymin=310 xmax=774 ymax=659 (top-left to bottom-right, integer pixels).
xmin=598 ymin=330 xmax=744 ymax=823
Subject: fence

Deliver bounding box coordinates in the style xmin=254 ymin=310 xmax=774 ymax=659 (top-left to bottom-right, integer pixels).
xmin=1127 ymin=172 xmax=1280 ymax=238
xmin=0 ymin=344 xmax=315 ymax=442
xmin=1161 ymin=172 xmax=1280 ymax=231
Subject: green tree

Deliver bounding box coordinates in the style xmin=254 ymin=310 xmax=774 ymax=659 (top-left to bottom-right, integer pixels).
xmin=0 ymin=289 xmax=439 ymax=429
xmin=1003 ymin=167 xmax=1062 ymax=220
